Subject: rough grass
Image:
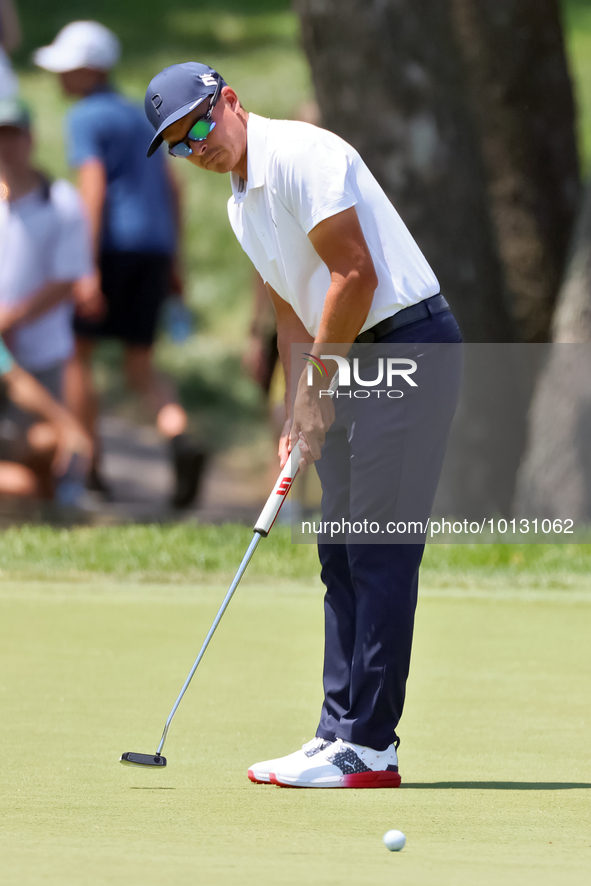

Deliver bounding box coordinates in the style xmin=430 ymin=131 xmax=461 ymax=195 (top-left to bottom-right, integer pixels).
xmin=1 ymin=524 xmax=591 ymax=588
xmin=0 ymin=523 xmax=320 ymax=582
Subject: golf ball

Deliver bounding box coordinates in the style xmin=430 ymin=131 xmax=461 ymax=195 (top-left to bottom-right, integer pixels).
xmin=383 ymin=829 xmax=406 ymax=852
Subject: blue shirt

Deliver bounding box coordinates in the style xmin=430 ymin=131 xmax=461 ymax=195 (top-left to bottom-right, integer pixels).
xmin=66 ymin=89 xmax=176 ymax=254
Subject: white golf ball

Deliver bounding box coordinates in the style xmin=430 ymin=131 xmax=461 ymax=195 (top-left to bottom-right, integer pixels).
xmin=383 ymin=829 xmax=406 ymax=851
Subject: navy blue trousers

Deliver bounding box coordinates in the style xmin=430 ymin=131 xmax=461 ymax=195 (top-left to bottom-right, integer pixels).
xmin=315 ymin=308 xmax=462 ymax=751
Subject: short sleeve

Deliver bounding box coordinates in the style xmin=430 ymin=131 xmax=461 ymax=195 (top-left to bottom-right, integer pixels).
xmin=0 ymin=335 xmax=14 ymax=375
xmin=48 ymin=181 xmax=94 ymax=282
xmin=271 ymin=139 xmax=357 ymax=235
xmin=66 ymin=104 xmax=104 ymax=167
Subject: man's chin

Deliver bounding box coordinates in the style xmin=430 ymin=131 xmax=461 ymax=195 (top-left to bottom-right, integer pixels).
xmin=201 ymin=150 xmax=234 ymax=174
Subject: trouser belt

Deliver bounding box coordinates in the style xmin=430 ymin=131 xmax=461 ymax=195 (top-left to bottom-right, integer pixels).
xmin=355 ymin=294 xmax=450 ymax=344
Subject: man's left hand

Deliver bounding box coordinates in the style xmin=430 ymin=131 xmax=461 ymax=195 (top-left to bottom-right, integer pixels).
xmin=289 ymin=371 xmax=335 ymax=468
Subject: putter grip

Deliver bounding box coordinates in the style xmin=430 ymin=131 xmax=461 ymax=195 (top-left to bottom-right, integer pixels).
xmin=253 ymin=443 xmax=301 ymax=537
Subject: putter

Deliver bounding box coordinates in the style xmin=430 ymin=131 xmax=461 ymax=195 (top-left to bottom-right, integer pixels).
xmin=119 ymin=377 xmax=335 ymax=768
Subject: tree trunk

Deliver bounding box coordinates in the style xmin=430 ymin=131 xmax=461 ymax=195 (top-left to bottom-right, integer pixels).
xmin=295 ymin=0 xmax=515 ymax=344
xmin=515 ymin=183 xmax=591 ymax=522
xmin=450 ymin=0 xmax=580 ymax=343
xmin=295 ymin=0 xmax=527 ymax=517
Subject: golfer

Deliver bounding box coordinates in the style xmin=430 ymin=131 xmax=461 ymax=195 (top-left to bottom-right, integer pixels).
xmin=144 ymin=62 xmax=462 ymax=788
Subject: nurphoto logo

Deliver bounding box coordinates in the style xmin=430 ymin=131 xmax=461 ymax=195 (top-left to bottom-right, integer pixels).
xmin=303 ymin=354 xmax=418 ymax=399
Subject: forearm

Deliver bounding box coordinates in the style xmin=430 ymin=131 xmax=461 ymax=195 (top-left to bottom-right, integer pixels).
xmin=4 ymin=364 xmax=92 ymax=473
xmin=7 ymin=281 xmax=73 ymax=326
xmin=276 ymin=320 xmax=314 ymax=418
xmin=264 ymin=282 xmax=313 ymax=415
xmin=307 ymin=206 xmax=378 ymax=359
xmin=309 ymin=273 xmax=375 ymax=362
xmin=4 ymin=364 xmax=74 ymax=425
xmin=78 ymin=159 xmax=107 ymax=260
xmin=250 ymin=274 xmax=275 ymax=337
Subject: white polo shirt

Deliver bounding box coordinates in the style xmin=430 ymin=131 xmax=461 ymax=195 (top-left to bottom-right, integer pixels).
xmin=227 ymin=114 xmax=440 ymax=337
xmin=0 ymin=179 xmax=92 ymax=371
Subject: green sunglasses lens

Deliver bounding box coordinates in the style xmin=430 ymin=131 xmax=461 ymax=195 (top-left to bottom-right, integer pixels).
xmin=188 ymin=118 xmax=214 ymax=140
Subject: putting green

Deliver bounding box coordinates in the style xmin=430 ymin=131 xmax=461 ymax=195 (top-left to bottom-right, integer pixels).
xmin=0 ymin=579 xmax=589 ymax=885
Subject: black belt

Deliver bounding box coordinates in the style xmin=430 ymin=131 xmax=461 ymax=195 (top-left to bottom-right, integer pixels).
xmin=355 ymin=294 xmax=450 ymax=343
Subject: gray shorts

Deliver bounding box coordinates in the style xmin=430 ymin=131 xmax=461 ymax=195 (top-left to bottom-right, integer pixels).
xmin=0 ymin=362 xmax=64 ymax=462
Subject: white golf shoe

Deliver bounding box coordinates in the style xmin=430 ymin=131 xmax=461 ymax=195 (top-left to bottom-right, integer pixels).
xmin=269 ymin=737 xmax=401 ymax=788
xmin=247 ymin=737 xmax=333 ymax=784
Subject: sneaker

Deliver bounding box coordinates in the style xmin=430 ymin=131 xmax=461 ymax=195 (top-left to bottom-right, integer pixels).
xmin=247 ymin=737 xmax=333 ymax=784
xmin=269 ymin=738 xmax=401 ymax=788
xmin=87 ymin=466 xmax=113 ymax=500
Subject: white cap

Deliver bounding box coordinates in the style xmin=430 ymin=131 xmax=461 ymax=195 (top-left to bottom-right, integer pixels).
xmin=33 ymin=21 xmax=120 ymax=73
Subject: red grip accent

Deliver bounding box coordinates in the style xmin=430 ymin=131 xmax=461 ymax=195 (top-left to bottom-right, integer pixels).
xmin=276 ymin=477 xmax=293 ymax=496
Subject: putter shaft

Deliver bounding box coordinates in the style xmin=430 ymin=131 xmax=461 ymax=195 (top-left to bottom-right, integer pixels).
xmin=155 ymin=531 xmax=262 ymax=756
xmin=122 ymin=374 xmax=338 ymax=767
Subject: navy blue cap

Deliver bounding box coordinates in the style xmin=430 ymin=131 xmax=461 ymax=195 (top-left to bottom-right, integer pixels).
xmin=144 ymin=62 xmax=227 ymax=157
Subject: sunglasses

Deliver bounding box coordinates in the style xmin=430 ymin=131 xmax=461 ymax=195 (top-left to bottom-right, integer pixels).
xmin=168 ymin=79 xmax=222 ymax=158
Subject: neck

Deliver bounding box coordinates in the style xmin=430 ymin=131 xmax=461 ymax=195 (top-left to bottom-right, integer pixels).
xmin=231 ymin=109 xmax=249 ymax=181
xmin=0 ymin=168 xmax=40 ymax=201
xmin=233 ymin=150 xmax=248 ymax=182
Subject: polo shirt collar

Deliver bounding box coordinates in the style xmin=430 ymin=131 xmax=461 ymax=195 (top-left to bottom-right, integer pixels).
xmin=230 ymin=113 xmax=269 ymax=203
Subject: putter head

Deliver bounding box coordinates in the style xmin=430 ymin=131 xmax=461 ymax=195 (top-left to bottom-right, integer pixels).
xmin=120 ymin=751 xmax=167 ymax=768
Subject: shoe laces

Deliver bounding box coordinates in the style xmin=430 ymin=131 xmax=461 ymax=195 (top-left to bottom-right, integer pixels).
xmin=302 ymin=736 xmax=332 ymax=756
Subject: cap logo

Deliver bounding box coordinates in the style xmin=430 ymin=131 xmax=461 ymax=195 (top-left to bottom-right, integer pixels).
xmin=199 ymin=73 xmax=218 ymax=87
xmin=151 ymin=94 xmax=163 ymax=116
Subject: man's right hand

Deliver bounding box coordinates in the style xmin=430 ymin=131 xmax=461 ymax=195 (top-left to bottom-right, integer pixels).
xmin=73 ymin=272 xmax=107 ymax=321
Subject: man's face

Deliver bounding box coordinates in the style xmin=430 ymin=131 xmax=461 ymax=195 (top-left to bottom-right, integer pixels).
xmin=0 ymin=127 xmax=32 ymax=175
xmin=59 ymin=68 xmax=107 ymax=97
xmin=162 ymin=87 xmax=247 ymax=175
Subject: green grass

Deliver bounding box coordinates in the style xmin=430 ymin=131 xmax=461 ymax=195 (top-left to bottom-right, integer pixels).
xmin=0 ymin=579 xmax=589 ymax=885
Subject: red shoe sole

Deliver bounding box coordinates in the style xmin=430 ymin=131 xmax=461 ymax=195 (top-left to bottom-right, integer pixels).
xmin=343 ymin=770 xmax=401 ymax=788
xmin=269 ymin=771 xmax=401 ymax=789
xmin=248 ymin=769 xmax=270 ymax=784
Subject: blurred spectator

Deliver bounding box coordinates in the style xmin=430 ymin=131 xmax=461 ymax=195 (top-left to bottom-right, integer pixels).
xmin=0 ymin=0 xmax=20 ymax=98
xmin=0 ymin=334 xmax=91 ymax=499
xmin=0 ymin=97 xmax=92 ymax=500
xmin=34 ymin=21 xmax=205 ymax=509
